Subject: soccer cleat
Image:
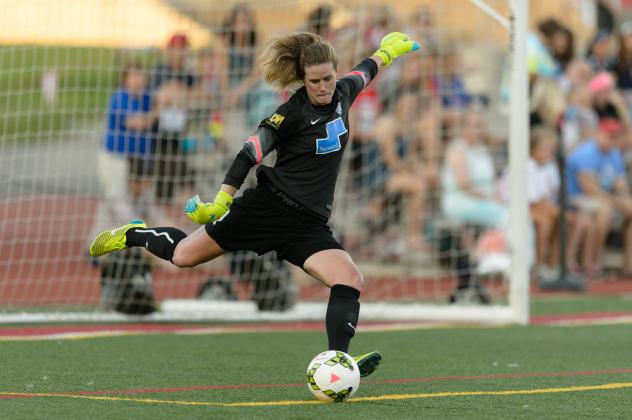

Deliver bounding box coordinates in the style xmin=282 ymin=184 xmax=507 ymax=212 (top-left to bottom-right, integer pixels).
xmin=89 ymin=219 xmax=146 ymax=257
xmin=354 ymin=351 xmax=382 ymax=378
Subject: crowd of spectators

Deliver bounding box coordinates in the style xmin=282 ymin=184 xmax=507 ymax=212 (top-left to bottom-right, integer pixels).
xmin=94 ymin=2 xmax=632 ymax=290
xmin=526 ymin=9 xmax=632 ymax=282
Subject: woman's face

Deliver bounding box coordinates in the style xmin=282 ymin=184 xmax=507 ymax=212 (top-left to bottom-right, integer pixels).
xmin=463 ymin=113 xmax=486 ymax=143
xmin=304 ymin=62 xmax=337 ymax=106
xmin=125 ymin=68 xmax=146 ymax=93
xmin=592 ymin=36 xmax=613 ymax=59
xmin=551 ymin=31 xmax=569 ymax=55
xmin=234 ymin=9 xmax=251 ymax=32
xmin=533 ymin=138 xmax=555 ymax=163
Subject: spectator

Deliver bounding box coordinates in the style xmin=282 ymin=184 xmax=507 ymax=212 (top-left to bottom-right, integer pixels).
xmin=549 ymin=25 xmax=575 ymax=71
xmin=434 ymin=47 xmax=470 ymax=111
xmin=537 ymin=18 xmax=575 ymax=71
xmin=590 ymin=71 xmax=630 ymax=127
xmin=440 ymin=110 xmax=507 ymax=229
xmin=530 ymin=77 xmax=566 ymax=129
xmin=195 ymin=47 xmax=223 ymax=115
xmin=566 ymin=118 xmax=632 ymax=274
xmin=150 ymin=33 xmax=198 ymax=203
xmin=613 ymin=21 xmax=632 ymax=104
xmin=407 ymin=7 xmax=440 ymax=54
xmin=528 ymin=127 xmax=595 ymax=277
xmin=218 ymin=4 xmax=277 ymax=158
xmin=374 ymin=91 xmax=434 ymax=250
xmin=193 ymin=47 xmax=225 ymax=153
xmin=562 ymin=84 xmax=599 ymax=152
xmin=219 ymin=3 xmax=258 ymax=94
xmin=150 ymin=33 xmax=197 ymax=91
xmin=528 ymin=21 xmax=561 ymax=79
xmin=90 ymin=62 xmax=155 ymax=243
xmin=559 ymin=59 xmax=593 ymax=94
xmin=586 ymin=30 xmax=616 ymax=72
xmin=434 ymin=47 xmax=472 ymax=140
xmin=307 ymin=4 xmax=334 ymax=41
xmin=91 ymin=62 xmax=164 ymax=260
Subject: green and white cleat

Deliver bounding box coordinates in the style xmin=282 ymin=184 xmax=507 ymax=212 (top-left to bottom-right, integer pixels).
xmin=354 ymin=351 xmax=382 ymax=378
xmin=89 ymin=219 xmax=146 ymax=257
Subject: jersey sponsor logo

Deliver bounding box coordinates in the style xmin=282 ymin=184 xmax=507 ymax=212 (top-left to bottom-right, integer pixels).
xmin=315 ymin=117 xmax=347 ymax=155
xmin=266 ymin=113 xmax=285 ymax=129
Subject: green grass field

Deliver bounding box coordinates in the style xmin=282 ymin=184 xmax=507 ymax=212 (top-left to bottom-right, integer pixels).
xmin=3 ymin=294 xmax=632 ymax=419
xmin=0 ymin=46 xmax=157 ymax=142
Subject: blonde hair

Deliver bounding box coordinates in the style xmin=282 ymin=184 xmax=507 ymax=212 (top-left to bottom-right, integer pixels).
xmin=530 ymin=77 xmax=566 ymax=125
xmin=529 ymin=125 xmax=558 ymax=153
xmin=260 ymin=32 xmax=338 ymax=91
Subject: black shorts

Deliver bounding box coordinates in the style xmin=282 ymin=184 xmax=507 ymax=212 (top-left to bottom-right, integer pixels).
xmin=205 ymin=183 xmax=343 ymax=268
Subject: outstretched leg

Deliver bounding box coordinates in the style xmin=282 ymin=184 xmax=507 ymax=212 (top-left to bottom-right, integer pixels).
xmin=303 ymin=249 xmax=381 ymax=377
xmin=90 ymin=220 xmax=225 ymax=267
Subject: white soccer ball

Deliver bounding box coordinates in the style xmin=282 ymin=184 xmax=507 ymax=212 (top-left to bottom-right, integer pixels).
xmin=306 ymin=350 xmax=360 ymax=402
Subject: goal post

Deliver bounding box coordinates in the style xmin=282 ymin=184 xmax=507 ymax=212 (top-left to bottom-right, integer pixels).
xmin=0 ymin=0 xmax=529 ymax=324
xmin=507 ymin=0 xmax=530 ymax=325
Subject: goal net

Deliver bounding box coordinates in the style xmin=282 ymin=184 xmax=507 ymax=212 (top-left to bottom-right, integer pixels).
xmin=0 ymin=0 xmax=528 ymax=324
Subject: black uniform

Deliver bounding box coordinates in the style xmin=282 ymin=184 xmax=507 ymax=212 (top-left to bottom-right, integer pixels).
xmin=205 ymin=58 xmax=378 ymax=268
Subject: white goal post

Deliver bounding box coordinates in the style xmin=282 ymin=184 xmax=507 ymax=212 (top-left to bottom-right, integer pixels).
xmin=0 ymin=0 xmax=529 ymax=324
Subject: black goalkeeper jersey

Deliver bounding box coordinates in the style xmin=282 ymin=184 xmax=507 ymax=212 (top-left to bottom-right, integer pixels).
xmin=256 ymin=65 xmax=371 ymax=220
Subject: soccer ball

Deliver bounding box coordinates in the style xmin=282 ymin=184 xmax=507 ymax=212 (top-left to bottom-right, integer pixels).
xmin=306 ymin=350 xmax=360 ymax=402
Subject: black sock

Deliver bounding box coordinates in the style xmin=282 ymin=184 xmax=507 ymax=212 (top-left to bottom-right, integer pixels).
xmin=326 ymin=284 xmax=360 ymax=353
xmin=125 ymin=227 xmax=187 ymax=261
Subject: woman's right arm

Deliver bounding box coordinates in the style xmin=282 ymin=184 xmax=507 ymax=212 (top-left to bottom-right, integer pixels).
xmin=221 ymin=125 xmax=279 ymax=190
xmin=184 ymin=125 xmax=279 ymax=224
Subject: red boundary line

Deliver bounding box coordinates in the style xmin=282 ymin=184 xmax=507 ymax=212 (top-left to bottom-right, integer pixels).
xmin=4 ymin=368 xmax=629 ymax=400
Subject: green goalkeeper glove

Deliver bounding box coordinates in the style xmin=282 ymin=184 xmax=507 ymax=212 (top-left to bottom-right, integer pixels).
xmin=373 ymin=32 xmax=420 ymax=67
xmin=185 ymin=191 xmax=233 ymax=225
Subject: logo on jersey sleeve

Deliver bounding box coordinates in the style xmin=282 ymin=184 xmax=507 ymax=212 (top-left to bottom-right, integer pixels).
xmin=315 ymin=117 xmax=347 ymax=154
xmin=266 ymin=113 xmax=285 ymax=129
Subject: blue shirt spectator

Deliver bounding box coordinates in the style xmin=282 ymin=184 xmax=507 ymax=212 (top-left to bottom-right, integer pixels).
xmin=434 ymin=50 xmax=470 ymax=109
xmin=566 ymin=138 xmax=625 ymax=196
xmin=105 ymin=88 xmax=153 ymax=155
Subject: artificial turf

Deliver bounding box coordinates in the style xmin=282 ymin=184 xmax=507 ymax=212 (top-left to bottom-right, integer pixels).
xmin=2 ymin=321 xmax=632 ymax=419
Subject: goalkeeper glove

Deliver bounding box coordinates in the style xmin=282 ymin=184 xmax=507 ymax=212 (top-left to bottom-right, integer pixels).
xmin=185 ymin=191 xmax=233 ymax=225
xmin=373 ymin=32 xmax=420 ymax=67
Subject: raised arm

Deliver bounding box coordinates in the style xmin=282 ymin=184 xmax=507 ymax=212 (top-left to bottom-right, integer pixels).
xmin=370 ymin=32 xmax=420 ymax=67
xmin=341 ymin=32 xmax=419 ymax=102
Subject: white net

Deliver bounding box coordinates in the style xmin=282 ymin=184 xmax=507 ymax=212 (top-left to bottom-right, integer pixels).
xmin=0 ymin=0 xmax=526 ymax=322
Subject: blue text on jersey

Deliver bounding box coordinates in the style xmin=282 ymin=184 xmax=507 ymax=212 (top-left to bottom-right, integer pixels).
xmin=315 ymin=117 xmax=347 ymax=155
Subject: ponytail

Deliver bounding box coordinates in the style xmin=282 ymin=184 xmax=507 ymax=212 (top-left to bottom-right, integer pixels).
xmin=260 ymin=32 xmax=338 ymax=91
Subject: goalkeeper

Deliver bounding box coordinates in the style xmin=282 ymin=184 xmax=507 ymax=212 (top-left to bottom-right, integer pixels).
xmin=90 ymin=31 xmax=419 ymax=377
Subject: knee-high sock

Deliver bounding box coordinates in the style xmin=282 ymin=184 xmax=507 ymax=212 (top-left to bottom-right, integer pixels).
xmin=326 ymin=284 xmax=361 ymax=353
xmin=125 ymin=227 xmax=187 ymax=261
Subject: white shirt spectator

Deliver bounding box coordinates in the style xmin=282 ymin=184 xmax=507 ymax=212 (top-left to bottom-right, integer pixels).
xmin=527 ymin=158 xmax=560 ymax=204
